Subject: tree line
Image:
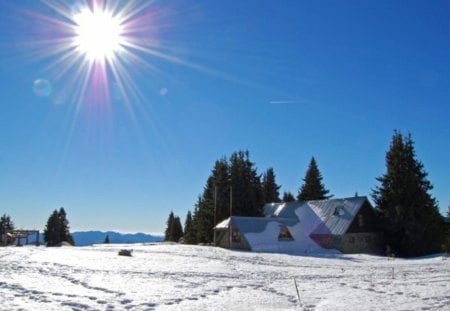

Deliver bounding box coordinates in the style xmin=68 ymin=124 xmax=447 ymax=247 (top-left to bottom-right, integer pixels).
xmin=165 ymin=150 xmax=332 ymax=244
xmin=0 ymin=208 xmax=74 ymax=247
xmin=165 ymin=131 xmax=450 ymax=257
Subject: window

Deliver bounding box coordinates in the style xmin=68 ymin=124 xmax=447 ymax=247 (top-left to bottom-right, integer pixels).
xmin=333 ymin=206 xmax=345 ymax=216
xmin=278 ymin=226 xmax=293 ymax=241
xmin=232 ymin=230 xmax=241 ymax=243
xmin=348 ymin=236 xmax=355 ymax=244
xmin=358 ymin=214 xmax=364 ymax=227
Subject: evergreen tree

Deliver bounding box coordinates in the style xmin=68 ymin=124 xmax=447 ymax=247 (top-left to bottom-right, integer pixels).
xmin=164 ymin=211 xmax=175 ymax=241
xmin=372 ymin=131 xmax=444 ymax=257
xmin=262 ymin=168 xmax=281 ymax=203
xmin=195 ymin=158 xmax=230 ymax=243
xmin=164 ymin=211 xmax=184 ymax=242
xmin=171 ymin=216 xmax=183 ymax=242
xmin=193 ymin=151 xmax=264 ymax=243
xmin=0 ymin=214 xmax=15 ymax=245
xmin=183 ymin=211 xmax=196 ymax=244
xmin=229 ymin=150 xmax=264 ymax=217
xmin=43 ymin=208 xmax=74 ymax=246
xmin=195 ymin=195 xmax=214 ymax=243
xmin=297 ymin=157 xmax=331 ymax=201
xmin=44 ymin=210 xmax=61 ymax=246
xmin=0 ymin=214 xmax=14 ymax=234
xmin=58 ymin=208 xmax=74 ymax=245
xmin=282 ymin=191 xmax=295 ymax=203
xmin=104 ymin=234 xmax=110 ymax=244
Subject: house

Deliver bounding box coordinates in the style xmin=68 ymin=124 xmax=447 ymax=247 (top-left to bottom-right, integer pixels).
xmin=214 ymin=196 xmax=383 ymax=255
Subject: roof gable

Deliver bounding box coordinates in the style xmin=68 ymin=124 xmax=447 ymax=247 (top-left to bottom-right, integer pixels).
xmin=262 ymin=196 xmax=370 ymax=235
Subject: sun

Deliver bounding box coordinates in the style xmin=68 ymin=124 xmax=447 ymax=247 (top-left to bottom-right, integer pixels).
xmin=73 ymin=7 xmax=124 ymax=62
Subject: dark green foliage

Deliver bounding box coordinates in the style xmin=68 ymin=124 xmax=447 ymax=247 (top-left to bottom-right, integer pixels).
xmin=0 ymin=214 xmax=15 ymax=245
xmin=229 ymin=151 xmax=264 ymax=217
xmin=164 ymin=211 xmax=184 ymax=242
xmin=297 ymin=157 xmax=332 ymax=201
xmin=262 ymin=168 xmax=281 ymax=203
xmin=0 ymin=214 xmax=14 ymax=234
xmin=195 ymin=195 xmax=214 ymax=243
xmin=282 ymin=191 xmax=295 ymax=203
xmin=104 ymin=234 xmax=110 ymax=244
xmin=444 ymin=207 xmax=450 ymax=253
xmin=186 ymin=150 xmax=264 ymax=244
xmin=164 ymin=211 xmax=175 ymax=241
xmin=183 ymin=211 xmax=196 ymax=244
xmin=43 ymin=208 xmax=74 ymax=246
xmin=372 ymin=131 xmax=444 ymax=257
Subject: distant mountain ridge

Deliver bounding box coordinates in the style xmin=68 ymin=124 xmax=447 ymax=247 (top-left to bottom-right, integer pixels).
xmin=72 ymin=231 xmax=164 ymax=246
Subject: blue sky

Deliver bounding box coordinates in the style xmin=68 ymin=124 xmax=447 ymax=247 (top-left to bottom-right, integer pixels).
xmin=0 ymin=0 xmax=449 ymax=234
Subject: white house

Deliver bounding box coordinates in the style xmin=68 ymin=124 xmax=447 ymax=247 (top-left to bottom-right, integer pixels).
xmin=214 ymin=196 xmax=383 ymax=255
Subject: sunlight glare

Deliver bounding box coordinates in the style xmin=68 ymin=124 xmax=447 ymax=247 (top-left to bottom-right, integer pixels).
xmin=73 ymin=8 xmax=124 ymax=61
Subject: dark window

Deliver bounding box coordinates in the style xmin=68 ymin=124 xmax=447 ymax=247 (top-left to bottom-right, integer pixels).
xmin=232 ymin=230 xmax=241 ymax=243
xmin=278 ymin=226 xmax=294 ymax=241
xmin=358 ymin=214 xmax=364 ymax=227
xmin=348 ymin=236 xmax=355 ymax=244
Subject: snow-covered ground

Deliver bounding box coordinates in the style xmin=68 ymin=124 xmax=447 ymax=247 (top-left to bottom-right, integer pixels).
xmin=1 ymin=244 xmax=449 ymax=310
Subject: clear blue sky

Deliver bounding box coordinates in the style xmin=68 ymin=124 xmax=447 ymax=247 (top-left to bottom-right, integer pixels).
xmin=0 ymin=0 xmax=449 ymax=234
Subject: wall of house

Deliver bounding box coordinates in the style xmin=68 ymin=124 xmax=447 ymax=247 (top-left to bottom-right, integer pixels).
xmin=214 ymin=229 xmax=250 ymax=250
xmin=339 ymin=232 xmax=383 ymax=254
xmin=346 ymin=201 xmax=381 ymax=233
xmin=310 ymin=232 xmax=383 ymax=254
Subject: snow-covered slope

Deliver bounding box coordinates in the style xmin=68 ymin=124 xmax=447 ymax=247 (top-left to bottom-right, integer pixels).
xmin=0 ymin=244 xmax=449 ymax=310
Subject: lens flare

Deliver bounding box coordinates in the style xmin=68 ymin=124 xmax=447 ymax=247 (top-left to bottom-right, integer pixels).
xmin=33 ymin=79 xmax=52 ymax=97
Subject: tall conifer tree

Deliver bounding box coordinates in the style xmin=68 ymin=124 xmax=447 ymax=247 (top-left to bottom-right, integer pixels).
xmin=164 ymin=211 xmax=175 ymax=241
xmin=183 ymin=211 xmax=196 ymax=244
xmin=0 ymin=214 xmax=14 ymax=245
xmin=229 ymin=151 xmax=264 ymax=217
xmin=297 ymin=157 xmax=331 ymax=201
xmin=372 ymin=131 xmax=444 ymax=256
xmin=44 ymin=208 xmax=74 ymax=246
xmin=262 ymin=168 xmax=281 ymax=203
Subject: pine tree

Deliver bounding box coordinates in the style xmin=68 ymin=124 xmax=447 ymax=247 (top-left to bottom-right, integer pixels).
xmin=43 ymin=208 xmax=74 ymax=246
xmin=183 ymin=211 xmax=196 ymax=244
xmin=372 ymin=131 xmax=444 ymax=257
xmin=0 ymin=214 xmax=15 ymax=245
xmin=104 ymin=234 xmax=110 ymax=244
xmin=164 ymin=211 xmax=184 ymax=242
xmin=229 ymin=151 xmax=264 ymax=217
xmin=58 ymin=208 xmax=74 ymax=245
xmin=192 ymin=151 xmax=264 ymax=243
xmin=195 ymin=195 xmax=214 ymax=243
xmin=297 ymin=157 xmax=331 ymax=201
xmin=171 ymin=216 xmax=183 ymax=242
xmin=0 ymin=214 xmax=14 ymax=234
xmin=195 ymin=158 xmax=230 ymax=244
xmin=44 ymin=210 xmax=61 ymax=246
xmin=282 ymin=191 xmax=295 ymax=202
xmin=262 ymin=168 xmax=281 ymax=203
xmin=164 ymin=211 xmax=175 ymax=241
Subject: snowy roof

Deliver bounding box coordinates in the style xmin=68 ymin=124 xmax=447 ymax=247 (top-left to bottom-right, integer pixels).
xmin=263 ymin=201 xmax=302 ymax=219
xmin=215 ymin=216 xmax=297 ymax=234
xmin=215 ymin=197 xmax=371 ymax=253
xmin=220 ymin=197 xmax=369 ymax=234
xmin=308 ymin=197 xmax=367 ymax=235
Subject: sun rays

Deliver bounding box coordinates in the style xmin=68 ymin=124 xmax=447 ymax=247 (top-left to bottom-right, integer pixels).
xmin=30 ymin=0 xmax=165 ymax=109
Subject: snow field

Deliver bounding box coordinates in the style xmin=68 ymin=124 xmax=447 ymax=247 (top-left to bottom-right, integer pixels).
xmin=0 ymin=244 xmax=449 ymax=310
